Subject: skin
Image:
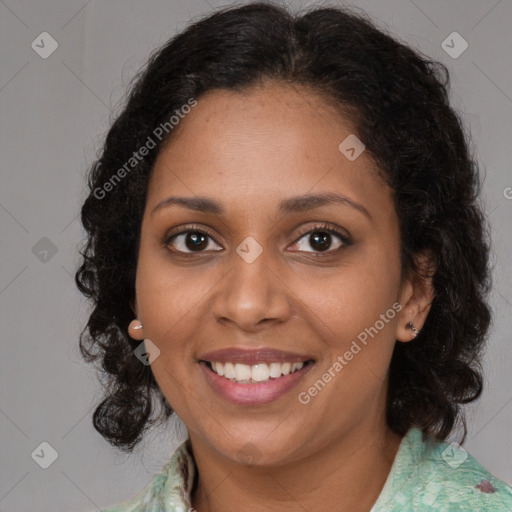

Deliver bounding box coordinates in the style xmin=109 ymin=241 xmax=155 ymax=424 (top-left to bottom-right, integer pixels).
xmin=129 ymin=80 xmax=434 ymax=512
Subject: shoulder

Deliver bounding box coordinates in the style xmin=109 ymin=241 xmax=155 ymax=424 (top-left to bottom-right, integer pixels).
xmin=416 ymin=434 xmax=512 ymax=511
xmin=100 ymin=470 xmax=168 ymax=512
xmin=99 ymin=438 xmax=196 ymax=512
xmin=373 ymin=428 xmax=512 ymax=512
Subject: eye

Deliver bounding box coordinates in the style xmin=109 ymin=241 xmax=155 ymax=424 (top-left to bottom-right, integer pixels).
xmin=289 ymin=222 xmax=352 ymax=254
xmin=164 ymin=225 xmax=222 ymax=255
xmin=164 ymin=222 xmax=352 ymax=257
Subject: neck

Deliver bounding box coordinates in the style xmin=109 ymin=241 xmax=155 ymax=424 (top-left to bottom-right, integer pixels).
xmin=189 ymin=421 xmax=403 ymax=512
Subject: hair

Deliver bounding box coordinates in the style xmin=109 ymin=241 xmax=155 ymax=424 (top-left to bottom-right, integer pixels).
xmin=75 ymin=1 xmax=492 ymax=452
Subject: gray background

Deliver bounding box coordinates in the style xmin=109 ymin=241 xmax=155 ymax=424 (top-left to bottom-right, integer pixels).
xmin=1 ymin=0 xmax=511 ymax=510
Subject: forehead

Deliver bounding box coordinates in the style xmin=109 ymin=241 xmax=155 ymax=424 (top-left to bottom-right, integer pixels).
xmin=146 ymin=82 xmax=393 ymax=222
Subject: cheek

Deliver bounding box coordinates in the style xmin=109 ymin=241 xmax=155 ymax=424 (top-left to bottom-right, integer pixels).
xmin=135 ymin=257 xmax=209 ymax=407
xmin=293 ymin=249 xmax=399 ymax=341
xmin=135 ymin=242 xmax=215 ymax=339
xmin=297 ymin=268 xmax=400 ymax=414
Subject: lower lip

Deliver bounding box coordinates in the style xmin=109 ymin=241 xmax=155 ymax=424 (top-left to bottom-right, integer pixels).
xmin=199 ymin=361 xmax=314 ymax=405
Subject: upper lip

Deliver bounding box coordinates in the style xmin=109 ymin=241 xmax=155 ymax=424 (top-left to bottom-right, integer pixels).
xmin=199 ymin=348 xmax=315 ymax=365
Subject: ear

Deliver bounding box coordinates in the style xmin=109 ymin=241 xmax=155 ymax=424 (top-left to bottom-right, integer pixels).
xmin=395 ymin=251 xmax=435 ymax=343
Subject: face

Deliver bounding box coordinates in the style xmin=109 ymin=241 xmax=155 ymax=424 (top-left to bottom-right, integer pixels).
xmin=131 ymin=81 xmax=419 ymax=467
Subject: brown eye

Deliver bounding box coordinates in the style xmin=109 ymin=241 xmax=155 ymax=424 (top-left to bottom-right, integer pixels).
xmin=165 ymin=229 xmax=222 ymax=254
xmin=289 ymin=223 xmax=352 ymax=254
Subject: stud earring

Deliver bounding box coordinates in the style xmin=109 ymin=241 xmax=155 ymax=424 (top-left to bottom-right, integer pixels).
xmin=129 ymin=319 xmax=143 ymax=331
xmin=406 ymin=322 xmax=419 ymax=338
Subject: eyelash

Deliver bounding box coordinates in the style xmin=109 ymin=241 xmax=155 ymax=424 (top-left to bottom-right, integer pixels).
xmin=163 ymin=222 xmax=352 ymax=258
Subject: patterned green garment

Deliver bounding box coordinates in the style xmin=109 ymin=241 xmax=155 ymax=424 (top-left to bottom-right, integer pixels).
xmin=100 ymin=427 xmax=512 ymax=511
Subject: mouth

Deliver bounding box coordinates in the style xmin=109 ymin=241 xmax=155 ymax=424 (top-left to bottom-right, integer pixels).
xmin=200 ymin=359 xmax=315 ymax=384
xmin=198 ymin=358 xmax=316 ymax=405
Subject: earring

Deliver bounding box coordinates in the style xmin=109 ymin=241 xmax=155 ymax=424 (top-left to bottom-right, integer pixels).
xmin=406 ymin=322 xmax=419 ymax=338
xmin=129 ymin=319 xmax=143 ymax=331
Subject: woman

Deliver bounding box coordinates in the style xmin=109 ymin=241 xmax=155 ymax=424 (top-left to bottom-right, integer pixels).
xmin=75 ymin=2 xmax=512 ymax=511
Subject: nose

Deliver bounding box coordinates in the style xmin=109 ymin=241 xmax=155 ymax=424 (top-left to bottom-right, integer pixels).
xmin=210 ymin=249 xmax=294 ymax=333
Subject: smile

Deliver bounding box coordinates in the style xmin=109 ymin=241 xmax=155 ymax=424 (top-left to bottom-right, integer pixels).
xmin=199 ymin=359 xmax=315 ymax=405
xmin=204 ymin=360 xmax=313 ymax=384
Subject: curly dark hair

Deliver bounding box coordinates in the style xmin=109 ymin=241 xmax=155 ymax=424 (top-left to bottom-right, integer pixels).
xmin=75 ymin=1 xmax=492 ymax=452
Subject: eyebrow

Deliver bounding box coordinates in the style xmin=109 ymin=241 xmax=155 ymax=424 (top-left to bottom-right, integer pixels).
xmin=151 ymin=192 xmax=372 ymax=220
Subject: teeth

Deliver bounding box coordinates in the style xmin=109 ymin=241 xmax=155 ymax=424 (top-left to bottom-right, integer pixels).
xmin=252 ymin=364 xmax=270 ymax=382
xmin=269 ymin=362 xmax=282 ymax=378
xmin=208 ymin=361 xmax=307 ymax=383
xmin=234 ymin=363 xmax=252 ymax=381
xmin=224 ymin=362 xmax=236 ymax=379
xmin=213 ymin=362 xmax=224 ymax=376
xmin=282 ymin=362 xmax=291 ymax=375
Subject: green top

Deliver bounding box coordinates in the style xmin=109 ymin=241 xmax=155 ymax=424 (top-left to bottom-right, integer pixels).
xmin=100 ymin=428 xmax=512 ymax=511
